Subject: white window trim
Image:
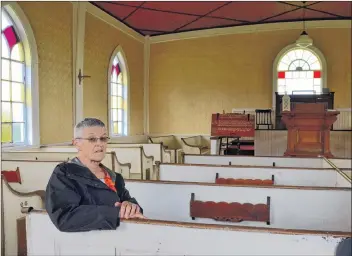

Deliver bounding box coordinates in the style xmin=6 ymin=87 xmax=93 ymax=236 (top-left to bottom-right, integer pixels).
xmin=107 ymin=45 xmax=130 ymax=137
xmin=143 ymin=35 xmax=150 ymax=135
xmin=72 ymin=2 xmax=86 ymax=126
xmin=2 ymin=2 xmax=40 ymax=148
xmin=272 ymin=43 xmax=327 ymax=110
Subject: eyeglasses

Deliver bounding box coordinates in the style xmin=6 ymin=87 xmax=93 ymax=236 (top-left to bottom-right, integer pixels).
xmin=76 ymin=137 xmax=110 ymax=143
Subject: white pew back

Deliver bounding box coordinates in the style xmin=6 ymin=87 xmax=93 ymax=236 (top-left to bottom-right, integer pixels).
xmin=125 ymin=180 xmax=351 ymax=232
xmin=108 ymin=147 xmax=153 ymax=179
xmin=1 ymin=151 xmax=132 ymax=179
xmin=181 ymin=135 xmax=210 ymax=155
xmin=25 ymin=146 xmax=150 ymax=179
xmin=25 ymin=213 xmax=349 ymax=256
xmin=2 ymin=160 xmax=61 ymax=192
xmin=148 ymin=135 xmax=182 ymax=149
xmin=108 ymin=143 xmax=172 ymax=164
xmin=148 ymin=135 xmax=182 ymax=163
xmin=159 ymin=164 xmax=352 ymax=187
xmin=184 ymin=155 xmax=352 ymax=169
xmin=109 ymin=135 xmax=148 ymax=143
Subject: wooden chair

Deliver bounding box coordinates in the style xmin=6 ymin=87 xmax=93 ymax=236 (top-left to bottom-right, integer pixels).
xmin=255 ymin=109 xmax=273 ymax=129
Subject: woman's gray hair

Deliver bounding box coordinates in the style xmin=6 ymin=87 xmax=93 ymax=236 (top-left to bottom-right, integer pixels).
xmin=74 ymin=118 xmax=105 ymax=138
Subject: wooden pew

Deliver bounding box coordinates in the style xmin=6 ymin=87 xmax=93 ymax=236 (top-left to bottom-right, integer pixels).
xmin=2 ymin=165 xmax=350 ymax=232
xmin=1 ymin=159 xmax=133 ymax=194
xmin=20 ymin=212 xmax=350 ymax=255
xmin=183 ymin=154 xmax=352 ymax=169
xmin=181 ymin=135 xmax=210 ymax=155
xmin=108 ymin=147 xmax=153 ymax=179
xmin=1 ymin=160 xmax=62 ymax=192
xmin=1 ymin=151 xmax=132 ymax=178
xmin=148 ymin=135 xmax=183 ymax=163
xmin=25 ymin=146 xmax=153 ymax=180
xmin=158 ymin=163 xmax=352 ymax=187
xmin=108 ymin=142 xmax=173 ymax=164
xmin=124 ymin=180 xmax=351 ymax=232
xmin=1 ymin=171 xmax=44 ymax=256
xmin=108 ymin=135 xmax=148 ymax=143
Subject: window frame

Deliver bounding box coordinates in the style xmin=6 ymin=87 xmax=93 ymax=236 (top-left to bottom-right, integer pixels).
xmin=107 ymin=46 xmax=130 ymax=137
xmin=272 ymin=44 xmax=327 ymax=110
xmin=1 ymin=3 xmax=40 ymax=148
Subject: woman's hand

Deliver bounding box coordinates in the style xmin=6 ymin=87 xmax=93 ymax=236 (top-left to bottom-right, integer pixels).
xmin=115 ymin=201 xmax=146 ymax=219
xmin=130 ymin=212 xmax=147 ymax=219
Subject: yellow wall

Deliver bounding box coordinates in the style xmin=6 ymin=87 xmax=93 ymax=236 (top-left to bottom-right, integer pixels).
xmin=13 ymin=2 xmax=352 ymax=139
xmin=18 ymin=2 xmax=73 ymax=144
xmin=84 ymin=13 xmax=144 ymax=135
xmin=149 ymin=28 xmax=351 ymax=134
xmin=17 ymin=3 xmax=144 ymax=145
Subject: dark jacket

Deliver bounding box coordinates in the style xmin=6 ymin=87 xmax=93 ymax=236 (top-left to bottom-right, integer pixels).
xmin=45 ymin=158 xmax=142 ymax=232
xmin=336 ymin=238 xmax=351 ymax=256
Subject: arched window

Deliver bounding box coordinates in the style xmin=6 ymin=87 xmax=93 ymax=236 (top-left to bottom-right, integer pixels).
xmin=1 ymin=5 xmax=39 ymax=147
xmin=274 ymin=46 xmax=326 ymax=98
xmin=108 ymin=47 xmax=129 ymax=136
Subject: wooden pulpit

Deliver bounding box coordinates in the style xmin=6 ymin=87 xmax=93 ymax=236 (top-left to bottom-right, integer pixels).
xmin=281 ymin=103 xmax=339 ymax=158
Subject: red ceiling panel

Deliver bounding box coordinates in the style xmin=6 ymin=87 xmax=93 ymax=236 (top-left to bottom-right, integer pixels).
xmin=117 ymin=1 xmax=144 ymax=7
xmin=179 ymin=17 xmax=242 ymax=31
xmin=309 ymin=2 xmax=352 ymax=17
xmin=265 ymin=7 xmax=339 ymax=22
xmin=95 ymin=2 xmax=136 ymax=20
xmin=143 ymin=1 xmax=227 ymax=16
xmin=209 ymin=2 xmax=297 ymax=22
xmin=284 ymin=1 xmax=320 ymax=7
xmin=125 ymin=8 xmax=198 ymax=32
xmin=91 ymin=1 xmax=352 ymax=36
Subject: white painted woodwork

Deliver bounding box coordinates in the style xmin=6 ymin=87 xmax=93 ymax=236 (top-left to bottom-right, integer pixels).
xmin=109 ymin=147 xmax=150 ymax=178
xmin=1 ymin=151 xmax=132 ymax=179
xmin=184 ymin=155 xmax=352 ymax=169
xmin=148 ymin=135 xmax=182 ymax=149
xmin=26 ymin=213 xmax=348 ymax=256
xmin=143 ymin=35 xmax=150 ymax=134
xmin=210 ymin=138 xmax=219 ymax=155
xmin=1 ymin=161 xmax=60 ymax=192
xmin=72 ymin=2 xmax=86 ymax=124
xmin=125 ymin=181 xmax=351 ymax=232
xmin=182 ymin=136 xmax=210 ymax=155
xmin=23 ymin=146 xmax=151 ymax=178
xmin=107 ymin=143 xmax=172 ymax=164
xmin=2 ymin=180 xmax=43 ymax=256
xmin=2 ymin=162 xmax=350 ymax=232
xmin=159 ymin=164 xmax=352 ymax=187
xmin=106 ymin=135 xmax=148 ymax=143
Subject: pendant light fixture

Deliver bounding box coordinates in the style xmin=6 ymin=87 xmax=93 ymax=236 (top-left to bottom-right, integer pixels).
xmin=296 ymin=1 xmax=313 ymax=48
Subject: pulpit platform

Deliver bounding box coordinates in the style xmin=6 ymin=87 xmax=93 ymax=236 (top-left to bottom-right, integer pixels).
xmin=254 ymin=129 xmax=351 ymax=158
xmin=210 ymin=104 xmax=350 ymax=158
xmin=211 ymin=129 xmax=351 ymax=158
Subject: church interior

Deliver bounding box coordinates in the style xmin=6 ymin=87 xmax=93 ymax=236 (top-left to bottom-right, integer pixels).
xmin=0 ymin=1 xmax=351 ymax=255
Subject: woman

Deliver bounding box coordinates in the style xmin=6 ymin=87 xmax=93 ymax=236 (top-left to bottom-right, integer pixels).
xmin=45 ymin=118 xmax=145 ymax=232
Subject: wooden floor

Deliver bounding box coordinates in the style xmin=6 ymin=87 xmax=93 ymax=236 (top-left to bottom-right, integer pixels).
xmin=255 ymin=130 xmax=351 ymax=158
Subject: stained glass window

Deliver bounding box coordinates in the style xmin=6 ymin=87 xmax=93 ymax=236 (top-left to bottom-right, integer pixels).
xmin=1 ymin=9 xmax=26 ymax=144
xmin=110 ymin=53 xmax=128 ymax=136
xmin=277 ymin=48 xmax=323 ymax=95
